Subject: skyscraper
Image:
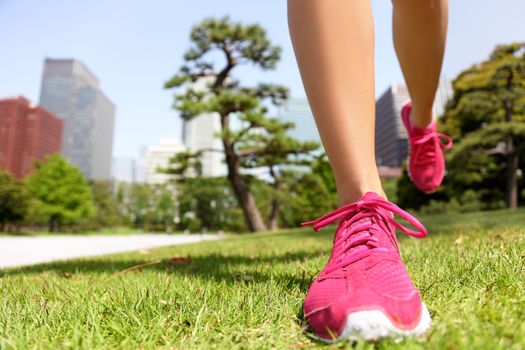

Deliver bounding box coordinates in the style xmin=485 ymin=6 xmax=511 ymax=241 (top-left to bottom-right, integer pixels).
xmin=375 ymin=84 xmax=411 ymax=168
xmin=277 ymin=97 xmax=321 ymax=145
xmin=182 ymin=112 xmax=225 ymax=177
xmin=374 ymin=78 xmax=453 ymax=168
xmin=0 ymin=96 xmax=63 ymax=178
xmin=39 ymin=59 xmax=115 ymax=180
xmin=180 ymin=78 xmax=225 ymax=177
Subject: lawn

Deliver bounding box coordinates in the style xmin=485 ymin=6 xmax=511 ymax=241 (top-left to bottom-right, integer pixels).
xmin=1 ymin=208 xmax=524 ymax=349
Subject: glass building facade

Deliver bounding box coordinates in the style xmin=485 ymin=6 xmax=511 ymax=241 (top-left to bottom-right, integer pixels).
xmin=39 ymin=59 xmax=115 ymax=180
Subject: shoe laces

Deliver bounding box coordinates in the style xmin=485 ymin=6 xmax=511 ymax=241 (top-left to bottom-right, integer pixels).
xmin=411 ymin=131 xmax=453 ymax=165
xmin=302 ymin=194 xmax=427 ymax=275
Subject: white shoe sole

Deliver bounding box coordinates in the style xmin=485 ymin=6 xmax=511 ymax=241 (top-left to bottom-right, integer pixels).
xmin=320 ymin=303 xmax=432 ymax=343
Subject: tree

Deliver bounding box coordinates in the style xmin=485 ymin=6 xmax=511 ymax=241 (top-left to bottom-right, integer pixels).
xmin=163 ymin=151 xmax=203 ymax=179
xmin=0 ymin=169 xmax=31 ymax=231
xmin=90 ymin=181 xmax=121 ymax=229
xmin=26 ymin=155 xmax=95 ymax=232
xmin=177 ymin=176 xmax=245 ymax=232
xmin=278 ymin=170 xmax=335 ymax=228
xmin=126 ymin=182 xmax=154 ymax=229
xmin=440 ymin=42 xmax=525 ymax=208
xmin=151 ymin=187 xmax=177 ymax=231
xmin=311 ymin=154 xmax=338 ymax=207
xmin=165 ymin=17 xmax=290 ymax=232
xmin=238 ymin=117 xmax=319 ymax=230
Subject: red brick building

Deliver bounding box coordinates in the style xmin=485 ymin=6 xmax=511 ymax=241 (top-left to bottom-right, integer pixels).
xmin=0 ymin=96 xmax=63 ymax=178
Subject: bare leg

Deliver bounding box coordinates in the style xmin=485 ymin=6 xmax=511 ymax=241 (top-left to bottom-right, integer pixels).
xmin=393 ymin=0 xmax=448 ymax=127
xmin=288 ymin=0 xmax=382 ymax=206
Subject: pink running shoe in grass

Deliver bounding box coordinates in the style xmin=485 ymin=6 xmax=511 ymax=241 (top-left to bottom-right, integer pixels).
xmin=301 ymin=192 xmax=431 ymax=342
xmin=401 ymin=101 xmax=453 ymax=193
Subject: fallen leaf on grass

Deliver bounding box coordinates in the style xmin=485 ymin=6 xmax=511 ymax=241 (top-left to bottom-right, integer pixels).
xmin=138 ymin=249 xmax=150 ymax=255
xmin=455 ymin=237 xmax=463 ymax=245
xmin=168 ymin=255 xmax=191 ymax=266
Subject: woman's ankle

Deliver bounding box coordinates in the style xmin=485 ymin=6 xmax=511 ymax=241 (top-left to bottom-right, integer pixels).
xmin=336 ymin=183 xmax=385 ymax=207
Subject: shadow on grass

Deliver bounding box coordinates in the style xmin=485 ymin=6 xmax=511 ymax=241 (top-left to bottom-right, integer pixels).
xmin=0 ymin=248 xmax=324 ymax=293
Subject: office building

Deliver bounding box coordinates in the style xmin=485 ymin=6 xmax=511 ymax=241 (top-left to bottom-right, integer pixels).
xmin=182 ymin=112 xmax=225 ymax=177
xmin=180 ymin=78 xmax=225 ymax=177
xmin=375 ymin=84 xmax=411 ymax=168
xmin=39 ymin=58 xmax=115 ymax=180
xmin=0 ymin=96 xmax=63 ymax=178
xmin=375 ymin=78 xmax=453 ymax=168
xmin=277 ymin=97 xmax=321 ymax=145
xmin=145 ymin=138 xmax=186 ymax=184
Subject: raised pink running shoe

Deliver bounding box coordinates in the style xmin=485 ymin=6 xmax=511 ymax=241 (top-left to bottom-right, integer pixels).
xmin=301 ymin=192 xmax=431 ymax=342
xmin=401 ymin=101 xmax=453 ymax=193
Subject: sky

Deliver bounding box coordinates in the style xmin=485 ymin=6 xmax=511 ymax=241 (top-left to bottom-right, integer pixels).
xmin=0 ymin=0 xmax=524 ymax=159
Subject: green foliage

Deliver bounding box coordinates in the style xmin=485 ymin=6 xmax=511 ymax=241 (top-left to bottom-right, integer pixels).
xmin=90 ymin=181 xmax=121 ymax=229
xmin=115 ymin=182 xmax=178 ymax=232
xmin=440 ymin=43 xmax=525 ymax=138
xmin=177 ymin=177 xmax=245 ymax=232
xmin=162 ymin=151 xmax=202 ymax=179
xmin=0 ymin=169 xmax=31 ymax=230
xmin=151 ymin=189 xmax=177 ymax=231
xmin=126 ymin=183 xmax=154 ymax=229
xmin=279 ymin=171 xmax=336 ymax=227
xmin=164 ymin=17 xmax=281 ymax=90
xmin=26 ymin=155 xmax=94 ymax=232
xmin=311 ymin=155 xmax=337 ymax=197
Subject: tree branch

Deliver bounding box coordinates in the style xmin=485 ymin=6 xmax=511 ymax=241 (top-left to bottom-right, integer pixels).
xmin=212 ymin=46 xmax=237 ymax=92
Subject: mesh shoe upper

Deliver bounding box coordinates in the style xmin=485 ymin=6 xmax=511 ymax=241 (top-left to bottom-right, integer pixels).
xmin=302 ymin=192 xmax=428 ymax=340
xmin=401 ymin=101 xmax=452 ymax=193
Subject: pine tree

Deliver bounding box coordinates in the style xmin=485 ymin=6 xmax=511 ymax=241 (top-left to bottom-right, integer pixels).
xmin=165 ymin=17 xmax=317 ymax=231
xmin=440 ymin=42 xmax=525 ymax=208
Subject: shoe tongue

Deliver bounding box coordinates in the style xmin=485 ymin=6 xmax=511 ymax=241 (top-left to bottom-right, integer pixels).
xmin=360 ymin=191 xmax=384 ymax=202
xmin=411 ymin=122 xmax=436 ymax=137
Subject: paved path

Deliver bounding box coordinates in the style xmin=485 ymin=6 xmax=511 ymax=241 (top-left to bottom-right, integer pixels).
xmin=0 ymin=234 xmax=222 ymax=269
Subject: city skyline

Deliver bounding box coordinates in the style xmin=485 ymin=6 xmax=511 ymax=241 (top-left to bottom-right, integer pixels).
xmin=1 ymin=1 xmax=524 ymax=161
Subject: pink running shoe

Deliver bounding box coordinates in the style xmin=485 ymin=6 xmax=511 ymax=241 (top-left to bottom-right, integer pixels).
xmin=401 ymin=101 xmax=453 ymax=193
xmin=301 ymin=192 xmax=431 ymax=342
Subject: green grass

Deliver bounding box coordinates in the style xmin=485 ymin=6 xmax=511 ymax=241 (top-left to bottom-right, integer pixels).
xmin=1 ymin=208 xmax=525 ymax=349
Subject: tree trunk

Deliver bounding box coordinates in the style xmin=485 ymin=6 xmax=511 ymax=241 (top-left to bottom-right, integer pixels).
xmin=505 ymin=138 xmax=519 ymax=209
xmin=221 ymin=115 xmax=267 ymax=232
xmin=268 ymin=199 xmax=280 ymax=231
xmin=268 ymin=166 xmax=280 ymax=231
